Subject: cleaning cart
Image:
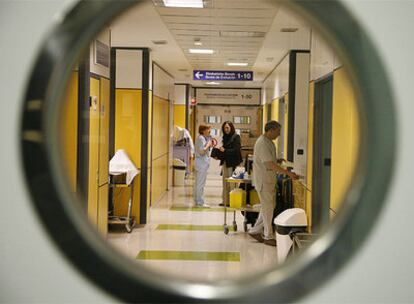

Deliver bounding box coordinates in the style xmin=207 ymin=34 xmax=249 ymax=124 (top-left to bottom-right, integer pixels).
xmin=223 ymin=177 xmax=260 ymax=234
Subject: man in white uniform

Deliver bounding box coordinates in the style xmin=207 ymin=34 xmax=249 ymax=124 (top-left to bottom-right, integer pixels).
xmin=249 ymin=121 xmax=299 ymax=246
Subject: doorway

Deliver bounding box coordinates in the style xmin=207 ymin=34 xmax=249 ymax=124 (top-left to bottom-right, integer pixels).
xmin=312 ymin=75 xmax=333 ymax=232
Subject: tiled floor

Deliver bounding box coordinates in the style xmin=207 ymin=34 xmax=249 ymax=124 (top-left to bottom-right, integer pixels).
xmin=107 ymin=163 xmax=279 ymax=282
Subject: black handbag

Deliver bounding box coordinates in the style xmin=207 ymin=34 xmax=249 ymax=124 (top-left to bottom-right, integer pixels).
xmin=211 ymin=147 xmax=225 ymax=160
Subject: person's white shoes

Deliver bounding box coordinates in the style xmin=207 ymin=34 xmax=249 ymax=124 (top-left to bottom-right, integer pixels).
xmin=203 ymin=204 xmax=211 ymax=208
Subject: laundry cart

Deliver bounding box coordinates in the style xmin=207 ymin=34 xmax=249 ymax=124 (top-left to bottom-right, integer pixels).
xmin=108 ymin=150 xmax=140 ymax=233
xmin=173 ymin=158 xmax=187 ymax=186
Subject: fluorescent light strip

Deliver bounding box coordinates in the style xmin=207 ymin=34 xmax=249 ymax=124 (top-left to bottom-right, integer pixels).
xmin=163 ymin=0 xmax=203 ymax=8
xmin=206 ymin=82 xmax=220 ymax=85
xmin=189 ymin=49 xmax=214 ymax=54
xmin=227 ymin=62 xmax=248 ymax=66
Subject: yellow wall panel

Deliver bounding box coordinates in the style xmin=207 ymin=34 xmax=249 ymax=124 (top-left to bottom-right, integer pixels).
xmin=115 ymin=90 xmax=142 ymax=166
xmin=271 ymin=98 xmax=280 ymax=146
xmin=306 ymin=81 xmax=315 ymax=228
xmin=97 ymin=184 xmax=108 ymax=236
xmin=271 ymin=98 xmax=279 ymax=121
xmin=151 ymin=95 xmax=169 ymax=204
xmin=152 ymin=95 xmax=169 ymax=159
xmin=88 ymin=77 xmax=100 ymax=225
xmin=147 ymin=92 xmax=153 ymax=207
xmin=173 ymin=105 xmax=186 ymax=128
xmin=114 ymin=89 xmax=142 ymax=220
xmin=293 ymin=180 xmax=307 ymax=210
xmin=151 ymin=155 xmax=168 ymax=203
xmin=261 ymin=105 xmax=267 ymax=133
xmin=99 ymin=78 xmax=110 ymax=186
xmin=330 ymin=68 xmax=360 ymax=213
xmin=60 ymin=71 xmax=78 ymax=193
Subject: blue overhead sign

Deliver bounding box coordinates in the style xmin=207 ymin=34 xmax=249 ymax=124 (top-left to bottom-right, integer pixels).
xmin=193 ymin=70 xmax=253 ymax=81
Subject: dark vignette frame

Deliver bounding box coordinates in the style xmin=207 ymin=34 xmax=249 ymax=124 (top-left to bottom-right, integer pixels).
xmin=20 ymin=0 xmax=395 ymax=302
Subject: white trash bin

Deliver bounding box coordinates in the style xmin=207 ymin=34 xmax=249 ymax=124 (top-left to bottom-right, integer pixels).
xmin=274 ymin=208 xmax=307 ymax=263
xmin=173 ymin=158 xmax=187 ymax=186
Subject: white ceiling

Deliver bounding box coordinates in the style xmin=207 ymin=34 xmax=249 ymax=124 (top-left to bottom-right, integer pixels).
xmin=110 ymin=0 xmax=311 ymax=88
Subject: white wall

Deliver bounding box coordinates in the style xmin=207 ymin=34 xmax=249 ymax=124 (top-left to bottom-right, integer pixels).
xmin=262 ymin=53 xmax=290 ymax=105
xmin=174 ymin=84 xmax=186 ymax=105
xmin=153 ymin=63 xmax=173 ymax=100
xmin=309 ymin=31 xmax=343 ymax=81
xmin=115 ymin=49 xmax=143 ymax=89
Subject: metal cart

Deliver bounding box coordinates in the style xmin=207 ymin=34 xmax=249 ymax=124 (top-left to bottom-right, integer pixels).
xmin=223 ymin=177 xmax=260 ymax=234
xmin=108 ymin=172 xmax=138 ymax=233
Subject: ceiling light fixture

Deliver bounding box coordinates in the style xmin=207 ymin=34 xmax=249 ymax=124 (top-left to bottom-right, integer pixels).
xmin=189 ymin=49 xmax=214 ymax=54
xmin=281 ymin=27 xmax=299 ymax=33
xmin=227 ymin=62 xmax=248 ymax=66
xmin=206 ymin=82 xmax=220 ymax=85
xmin=194 ymin=42 xmax=203 ymax=46
xmin=163 ymin=0 xmax=203 ymax=8
xmin=152 ymin=40 xmax=168 ymax=45
xmin=220 ymin=31 xmax=266 ymax=38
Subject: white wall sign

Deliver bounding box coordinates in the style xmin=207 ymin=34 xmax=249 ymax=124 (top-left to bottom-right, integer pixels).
xmin=196 ymin=88 xmax=260 ymax=105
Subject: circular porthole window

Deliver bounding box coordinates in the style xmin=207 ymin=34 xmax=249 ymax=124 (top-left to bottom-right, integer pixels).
xmin=21 ymin=0 xmax=395 ymax=302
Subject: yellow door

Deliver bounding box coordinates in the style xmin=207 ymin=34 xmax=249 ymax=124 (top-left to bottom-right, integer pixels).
xmin=98 ymin=78 xmax=110 ymax=187
xmin=97 ymin=184 xmax=108 ymax=235
xmin=88 ymin=77 xmax=100 ymax=226
xmin=60 ymin=71 xmax=78 ymax=194
xmin=97 ymin=78 xmax=110 ymax=236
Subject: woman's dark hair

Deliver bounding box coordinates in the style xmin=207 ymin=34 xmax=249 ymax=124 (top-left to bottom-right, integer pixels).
xmin=221 ymin=121 xmax=235 ymax=136
xmin=198 ymin=124 xmax=211 ymax=135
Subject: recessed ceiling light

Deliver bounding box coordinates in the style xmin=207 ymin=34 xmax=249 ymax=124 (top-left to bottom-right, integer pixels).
xmin=206 ymin=82 xmax=220 ymax=85
xmin=194 ymin=42 xmax=203 ymax=46
xmin=163 ymin=0 xmax=203 ymax=8
xmin=189 ymin=49 xmax=214 ymax=54
xmin=227 ymin=62 xmax=248 ymax=66
xmin=281 ymin=27 xmax=298 ymax=33
xmin=152 ymin=40 xmax=168 ymax=45
xmin=220 ymin=31 xmax=266 ymax=38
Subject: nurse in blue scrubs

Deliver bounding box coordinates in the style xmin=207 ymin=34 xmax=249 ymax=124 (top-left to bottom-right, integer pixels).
xmin=193 ymin=125 xmax=213 ymax=208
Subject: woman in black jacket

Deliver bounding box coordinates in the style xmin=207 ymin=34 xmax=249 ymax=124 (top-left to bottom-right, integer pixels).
xmin=218 ymin=121 xmax=242 ymax=206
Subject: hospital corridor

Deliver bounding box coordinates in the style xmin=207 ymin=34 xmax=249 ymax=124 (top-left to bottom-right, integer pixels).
xmin=57 ymin=0 xmax=359 ymax=290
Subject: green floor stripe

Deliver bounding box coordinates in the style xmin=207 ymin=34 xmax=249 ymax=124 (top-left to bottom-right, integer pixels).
xmin=178 ymin=193 xmax=222 ymax=198
xmin=137 ymin=250 xmax=240 ymax=262
xmin=170 ymin=206 xmax=228 ymax=212
xmin=156 ymin=224 xmax=234 ymax=231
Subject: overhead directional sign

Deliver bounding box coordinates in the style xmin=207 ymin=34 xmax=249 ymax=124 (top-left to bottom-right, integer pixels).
xmin=193 ymin=70 xmax=253 ymax=81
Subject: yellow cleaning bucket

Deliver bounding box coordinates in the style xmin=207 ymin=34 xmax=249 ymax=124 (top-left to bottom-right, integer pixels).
xmin=249 ymin=189 xmax=260 ymax=205
xmin=230 ymin=189 xmax=246 ymax=209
